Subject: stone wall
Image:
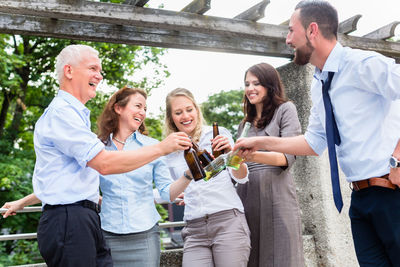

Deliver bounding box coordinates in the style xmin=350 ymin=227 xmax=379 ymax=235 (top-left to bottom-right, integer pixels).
xmin=277 ymin=62 xmax=357 ymax=266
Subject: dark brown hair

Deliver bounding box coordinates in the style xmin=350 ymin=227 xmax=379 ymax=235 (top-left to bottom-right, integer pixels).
xmin=97 ymin=86 xmax=148 ymax=145
xmin=295 ymin=0 xmax=338 ymax=40
xmin=243 ymin=63 xmax=287 ymax=129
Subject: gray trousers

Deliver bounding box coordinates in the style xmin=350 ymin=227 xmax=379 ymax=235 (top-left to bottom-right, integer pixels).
xmin=182 ymin=209 xmax=251 ymax=267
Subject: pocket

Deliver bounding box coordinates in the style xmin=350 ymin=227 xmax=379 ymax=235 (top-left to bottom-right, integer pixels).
xmin=238 ymin=212 xmax=251 ymax=238
xmin=181 ymin=226 xmax=190 ymax=241
xmin=37 ymin=211 xmax=51 ymax=236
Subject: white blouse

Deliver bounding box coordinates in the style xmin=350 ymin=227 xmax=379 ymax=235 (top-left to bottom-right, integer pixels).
xmin=165 ymin=126 xmax=248 ymax=221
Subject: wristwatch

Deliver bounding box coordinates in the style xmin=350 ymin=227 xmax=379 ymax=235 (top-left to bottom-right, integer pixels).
xmin=183 ymin=171 xmax=194 ymax=181
xmin=389 ymin=155 xmax=400 ymax=168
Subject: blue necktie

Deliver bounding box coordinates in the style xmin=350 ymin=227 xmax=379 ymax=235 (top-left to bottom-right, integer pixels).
xmin=321 ymin=72 xmax=343 ymax=213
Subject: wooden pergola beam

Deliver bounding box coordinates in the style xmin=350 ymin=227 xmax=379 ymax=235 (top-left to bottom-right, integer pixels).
xmin=280 ymin=19 xmax=290 ymax=26
xmin=233 ymin=0 xmax=270 ymax=22
xmin=0 ymin=13 xmax=293 ymax=57
xmin=0 ymin=0 xmax=399 ymax=59
xmin=181 ymin=0 xmax=211 ymax=15
xmin=338 ymin=33 xmax=400 ymax=59
xmin=338 ymin=14 xmax=362 ymax=34
xmin=0 ymin=0 xmax=287 ymax=41
xmin=123 ymin=0 xmax=149 ymax=7
xmin=363 ymin=21 xmax=400 ymax=40
xmin=1 ymin=12 xmax=399 ymax=60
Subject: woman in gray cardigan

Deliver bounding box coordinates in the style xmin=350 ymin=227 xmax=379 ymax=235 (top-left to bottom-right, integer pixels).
xmin=236 ymin=63 xmax=305 ymax=267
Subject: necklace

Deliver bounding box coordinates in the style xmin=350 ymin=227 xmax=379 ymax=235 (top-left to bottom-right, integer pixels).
xmin=113 ymin=137 xmax=126 ymax=145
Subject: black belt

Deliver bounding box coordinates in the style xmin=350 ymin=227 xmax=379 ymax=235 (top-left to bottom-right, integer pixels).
xmin=43 ymin=200 xmax=101 ymax=213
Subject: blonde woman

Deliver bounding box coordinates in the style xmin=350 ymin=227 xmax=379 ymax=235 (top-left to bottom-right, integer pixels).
xmin=164 ymin=88 xmax=251 ymax=267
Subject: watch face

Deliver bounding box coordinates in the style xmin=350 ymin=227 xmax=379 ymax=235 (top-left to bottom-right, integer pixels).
xmin=390 ymin=157 xmax=398 ymax=168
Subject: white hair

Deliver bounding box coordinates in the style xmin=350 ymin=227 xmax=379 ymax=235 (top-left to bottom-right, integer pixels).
xmin=55 ymin=44 xmax=99 ymax=84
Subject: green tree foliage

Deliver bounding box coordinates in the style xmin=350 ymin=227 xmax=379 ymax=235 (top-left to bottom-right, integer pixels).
xmin=201 ymin=89 xmax=245 ymax=137
xmin=145 ymin=113 xmax=165 ymax=141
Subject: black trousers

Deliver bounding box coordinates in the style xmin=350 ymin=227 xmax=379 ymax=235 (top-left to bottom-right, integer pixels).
xmin=37 ymin=203 xmax=113 ymax=267
xmin=349 ymin=186 xmax=400 ymax=267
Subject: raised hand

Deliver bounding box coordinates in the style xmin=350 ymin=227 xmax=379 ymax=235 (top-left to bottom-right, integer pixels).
xmin=233 ymin=137 xmax=262 ymax=157
xmin=159 ymin=132 xmax=192 ymax=155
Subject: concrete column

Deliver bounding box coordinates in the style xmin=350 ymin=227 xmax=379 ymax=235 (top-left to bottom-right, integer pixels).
xmin=277 ymin=62 xmax=357 ymax=267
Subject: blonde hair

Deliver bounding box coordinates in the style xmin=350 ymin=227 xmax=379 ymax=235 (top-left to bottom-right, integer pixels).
xmin=164 ymin=88 xmax=204 ymax=143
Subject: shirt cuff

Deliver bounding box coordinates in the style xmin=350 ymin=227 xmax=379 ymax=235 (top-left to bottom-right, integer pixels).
xmin=304 ymin=131 xmax=326 ymax=156
xmin=227 ymin=164 xmax=249 ymax=184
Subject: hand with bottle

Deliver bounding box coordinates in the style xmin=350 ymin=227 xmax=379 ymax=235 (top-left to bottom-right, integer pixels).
xmin=211 ymin=122 xmax=230 ymax=157
xmin=203 ymin=122 xmax=251 ymax=180
xmin=158 ymin=132 xmax=192 ymax=155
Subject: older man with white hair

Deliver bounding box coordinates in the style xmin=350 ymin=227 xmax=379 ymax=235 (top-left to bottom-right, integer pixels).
xmin=2 ymin=44 xmax=191 ymax=267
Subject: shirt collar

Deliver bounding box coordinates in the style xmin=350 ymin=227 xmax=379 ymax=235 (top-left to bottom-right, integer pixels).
xmin=314 ymin=42 xmax=343 ymax=81
xmin=57 ymin=89 xmax=90 ymax=116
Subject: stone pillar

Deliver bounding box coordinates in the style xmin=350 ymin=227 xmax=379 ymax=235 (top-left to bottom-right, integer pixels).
xmin=277 ymin=62 xmax=357 ymax=267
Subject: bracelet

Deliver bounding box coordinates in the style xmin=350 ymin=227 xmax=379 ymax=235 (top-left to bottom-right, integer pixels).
xmin=183 ymin=171 xmax=193 ymax=181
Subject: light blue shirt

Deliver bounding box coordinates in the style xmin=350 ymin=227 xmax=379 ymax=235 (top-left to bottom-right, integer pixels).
xmin=305 ymin=42 xmax=400 ymax=182
xmin=32 ymin=90 xmax=105 ymax=205
xmin=100 ymin=131 xmax=173 ymax=234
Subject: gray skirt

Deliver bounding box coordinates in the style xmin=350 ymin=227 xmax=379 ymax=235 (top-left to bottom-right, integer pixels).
xmin=237 ymin=166 xmax=304 ymax=267
xmin=103 ymin=224 xmax=160 ymax=267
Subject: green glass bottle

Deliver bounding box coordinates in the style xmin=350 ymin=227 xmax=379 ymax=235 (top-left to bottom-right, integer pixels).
xmin=226 ymin=121 xmax=251 ymax=170
xmin=204 ymin=122 xmax=251 ymax=179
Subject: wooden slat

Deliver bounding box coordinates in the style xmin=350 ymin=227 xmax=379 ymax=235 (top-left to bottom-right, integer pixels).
xmin=0 ymin=0 xmax=286 ymax=41
xmin=234 ymin=0 xmax=270 ymax=22
xmin=123 ymin=0 xmax=149 ymax=7
xmin=57 ymin=0 xmax=83 ymax=4
xmin=338 ymin=33 xmax=400 ymax=59
xmin=338 ymin=14 xmax=362 ymax=34
xmin=280 ymin=19 xmax=290 ymax=26
xmin=0 ymin=13 xmax=399 ymax=59
xmin=363 ymin=21 xmax=400 ymax=40
xmin=181 ymin=0 xmax=210 ymax=15
xmin=0 ymin=1 xmax=398 ymax=59
xmin=0 ymin=14 xmax=293 ymax=57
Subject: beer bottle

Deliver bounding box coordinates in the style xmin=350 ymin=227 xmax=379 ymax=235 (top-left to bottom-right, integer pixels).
xmin=226 ymin=121 xmax=251 ymax=170
xmin=191 ymin=141 xmax=213 ymax=168
xmin=212 ymin=122 xmax=225 ymax=158
xmin=203 ymin=122 xmax=251 ymax=180
xmin=184 ymin=147 xmax=206 ymax=181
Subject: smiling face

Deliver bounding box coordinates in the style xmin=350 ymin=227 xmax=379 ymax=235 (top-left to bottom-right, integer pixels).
xmin=286 ymin=9 xmax=314 ymax=66
xmin=115 ymin=93 xmax=147 ymax=133
xmin=170 ymin=96 xmax=198 ymax=136
xmin=69 ymin=51 xmax=103 ymax=104
xmin=245 ymin=71 xmax=267 ymax=106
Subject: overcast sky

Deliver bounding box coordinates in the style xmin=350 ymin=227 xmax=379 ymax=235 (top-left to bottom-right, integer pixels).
xmin=128 ymin=0 xmax=400 ymax=116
